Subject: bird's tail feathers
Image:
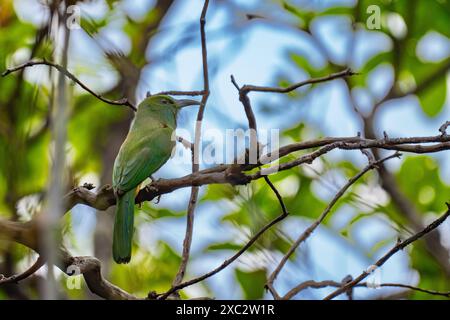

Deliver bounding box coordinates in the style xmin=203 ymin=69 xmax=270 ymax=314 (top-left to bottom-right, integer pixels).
xmin=113 ymin=189 xmax=135 ymax=264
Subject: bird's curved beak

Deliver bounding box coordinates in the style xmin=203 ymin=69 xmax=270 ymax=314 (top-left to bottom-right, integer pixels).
xmin=175 ymin=99 xmax=201 ymax=108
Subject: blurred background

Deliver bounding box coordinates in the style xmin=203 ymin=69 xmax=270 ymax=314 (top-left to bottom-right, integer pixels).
xmin=0 ymin=0 xmax=449 ymax=299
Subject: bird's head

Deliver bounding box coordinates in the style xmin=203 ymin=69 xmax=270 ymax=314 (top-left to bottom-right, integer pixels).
xmin=141 ymin=94 xmax=200 ymax=112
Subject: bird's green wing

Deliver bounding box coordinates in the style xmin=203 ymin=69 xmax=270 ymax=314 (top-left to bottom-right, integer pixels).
xmin=113 ymin=127 xmax=174 ymax=193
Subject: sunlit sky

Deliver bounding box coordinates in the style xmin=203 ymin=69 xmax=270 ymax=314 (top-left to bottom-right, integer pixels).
xmin=10 ymin=0 xmax=450 ymax=299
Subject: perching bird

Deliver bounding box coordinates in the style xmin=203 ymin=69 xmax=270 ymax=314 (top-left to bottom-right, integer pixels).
xmin=112 ymin=95 xmax=200 ymax=264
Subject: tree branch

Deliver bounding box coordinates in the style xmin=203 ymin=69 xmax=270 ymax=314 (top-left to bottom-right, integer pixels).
xmin=282 ymin=279 xmax=450 ymax=300
xmin=171 ymin=0 xmax=210 ymax=292
xmin=240 ymin=68 xmax=356 ymax=94
xmin=155 ymin=90 xmax=207 ymax=96
xmin=66 ymin=254 xmax=138 ymax=300
xmin=266 ymin=153 xmax=400 ymax=299
xmin=0 ymin=218 xmax=138 ymax=299
xmin=2 ymin=60 xmax=136 ymax=111
xmin=369 ymin=283 xmax=450 ymax=298
xmin=0 ymin=255 xmax=45 ymax=285
xmin=230 ymin=75 xmax=258 ymax=158
xmin=62 ymin=131 xmax=450 ymax=215
xmin=158 ymin=197 xmax=289 ymax=300
xmin=323 ymin=204 xmax=450 ymax=300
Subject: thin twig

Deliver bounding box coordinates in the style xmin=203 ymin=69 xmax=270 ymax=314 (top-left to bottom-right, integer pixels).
xmin=367 ymin=283 xmax=450 ymax=298
xmin=263 ymin=176 xmax=288 ymax=216
xmin=159 ymin=171 xmax=289 ymax=301
xmin=262 ymin=176 xmax=289 ymax=300
xmin=155 ymin=90 xmax=207 ymax=96
xmin=323 ymin=203 xmax=450 ymax=300
xmin=276 ymin=130 xmax=450 ymax=158
xmin=240 ymin=68 xmax=356 ymax=94
xmin=439 ymin=121 xmax=450 ymax=136
xmin=171 ymin=0 xmax=210 ymax=291
xmin=266 ymin=152 xmax=401 ymax=299
xmin=283 ymin=280 xmax=341 ymax=299
xmin=230 ymin=75 xmax=259 ymax=159
xmin=159 ymin=203 xmax=289 ymax=299
xmin=2 ymin=60 xmax=136 ymax=111
xmin=0 ymin=255 xmax=45 ymax=285
xmin=282 ymin=280 xmax=450 ymax=300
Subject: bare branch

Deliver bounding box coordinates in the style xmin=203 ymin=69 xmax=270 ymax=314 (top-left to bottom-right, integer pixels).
xmin=155 ymin=90 xmax=207 ymax=96
xmin=157 ymin=165 xmax=291 ymax=302
xmin=240 ymin=68 xmax=356 ymax=94
xmin=2 ymin=60 xmax=136 ymax=111
xmin=158 ymin=201 xmax=289 ymax=300
xmin=369 ymin=283 xmax=450 ymax=298
xmin=276 ymin=132 xmax=450 ymax=158
xmin=282 ymin=279 xmax=450 ymax=300
xmin=230 ymin=75 xmax=259 ymax=156
xmin=63 ymin=132 xmax=450 ymax=214
xmin=0 ymin=256 xmax=45 ymax=285
xmin=263 ymin=176 xmax=288 ymax=216
xmin=323 ymin=204 xmax=450 ymax=300
xmin=171 ymin=0 xmax=210 ymax=291
xmin=266 ymin=153 xmax=401 ymax=299
xmin=262 ymin=176 xmax=289 ymax=300
xmin=439 ymin=121 xmax=450 ymax=136
xmin=66 ymin=255 xmax=138 ymax=300
xmin=283 ymin=280 xmax=341 ymax=299
xmin=0 ymin=218 xmax=138 ymax=299
xmin=230 ymin=75 xmax=258 ymax=133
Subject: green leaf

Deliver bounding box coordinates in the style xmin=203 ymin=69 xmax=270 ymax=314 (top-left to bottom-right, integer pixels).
xmin=319 ymin=7 xmax=353 ymax=16
xmin=235 ymin=268 xmax=267 ymax=299
xmin=396 ymin=156 xmax=450 ymax=213
xmin=290 ymin=53 xmax=326 ymax=78
xmin=358 ymin=52 xmax=393 ymax=80
xmin=409 ymin=242 xmax=450 ymax=299
xmin=105 ymin=0 xmax=120 ymax=10
xmin=205 ymin=242 xmax=242 ymax=252
xmin=417 ymin=75 xmax=447 ymax=117
xmin=139 ymin=204 xmax=185 ymax=219
xmin=202 ymin=184 xmax=238 ymax=202
xmin=369 ymin=237 xmax=395 ymax=257
xmin=282 ymin=1 xmax=305 ymax=25
xmin=79 ymin=16 xmax=108 ymax=37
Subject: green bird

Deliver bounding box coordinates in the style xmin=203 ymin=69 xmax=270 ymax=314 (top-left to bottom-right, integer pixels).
xmin=112 ymin=95 xmax=200 ymax=264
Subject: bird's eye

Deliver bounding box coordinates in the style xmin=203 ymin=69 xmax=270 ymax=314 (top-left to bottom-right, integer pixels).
xmin=161 ymin=99 xmax=169 ymax=105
